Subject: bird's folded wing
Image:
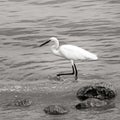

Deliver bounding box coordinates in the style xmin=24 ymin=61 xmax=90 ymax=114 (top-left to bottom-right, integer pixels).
xmin=59 ymin=45 xmax=97 ymax=60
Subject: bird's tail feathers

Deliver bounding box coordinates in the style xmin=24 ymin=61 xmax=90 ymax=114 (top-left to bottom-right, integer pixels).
xmin=87 ymin=53 xmax=98 ymax=60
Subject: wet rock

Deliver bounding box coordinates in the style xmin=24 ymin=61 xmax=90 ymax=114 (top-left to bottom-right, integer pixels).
xmin=76 ymin=82 xmax=116 ymax=101
xmin=13 ymin=98 xmax=32 ymax=107
xmin=44 ymin=105 xmax=69 ymax=115
xmin=5 ymin=97 xmax=32 ymax=107
xmin=75 ymin=98 xmax=109 ymax=109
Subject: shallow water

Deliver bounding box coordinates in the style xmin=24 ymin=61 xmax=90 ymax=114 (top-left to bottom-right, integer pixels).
xmin=0 ymin=0 xmax=120 ymax=119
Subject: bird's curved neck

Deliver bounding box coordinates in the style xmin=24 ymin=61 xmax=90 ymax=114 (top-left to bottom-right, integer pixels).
xmin=51 ymin=39 xmax=61 ymax=56
xmin=52 ymin=39 xmax=59 ymax=49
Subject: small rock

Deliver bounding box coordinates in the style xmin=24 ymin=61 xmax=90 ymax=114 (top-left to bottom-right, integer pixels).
xmin=13 ymin=98 xmax=32 ymax=107
xmin=76 ymin=82 xmax=116 ymax=101
xmin=44 ymin=105 xmax=69 ymax=115
xmin=5 ymin=97 xmax=32 ymax=108
xmin=75 ymin=98 xmax=108 ymax=109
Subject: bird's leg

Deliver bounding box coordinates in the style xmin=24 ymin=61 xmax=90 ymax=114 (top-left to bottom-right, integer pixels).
xmin=74 ymin=63 xmax=78 ymax=80
xmin=57 ymin=60 xmax=78 ymax=80
xmin=57 ymin=65 xmax=75 ymax=77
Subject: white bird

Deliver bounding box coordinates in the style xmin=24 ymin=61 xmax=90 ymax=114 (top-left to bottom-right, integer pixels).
xmin=40 ymin=37 xmax=98 ymax=80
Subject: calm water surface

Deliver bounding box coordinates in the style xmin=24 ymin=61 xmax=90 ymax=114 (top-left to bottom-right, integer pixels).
xmin=0 ymin=0 xmax=120 ymax=120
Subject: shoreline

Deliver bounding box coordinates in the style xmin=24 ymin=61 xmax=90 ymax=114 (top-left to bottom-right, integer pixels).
xmin=0 ymin=79 xmax=112 ymax=93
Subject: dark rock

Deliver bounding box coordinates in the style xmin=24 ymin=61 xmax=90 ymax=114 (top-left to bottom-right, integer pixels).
xmin=95 ymin=82 xmax=116 ymax=100
xmin=44 ymin=105 xmax=69 ymax=115
xmin=75 ymin=98 xmax=109 ymax=109
xmin=76 ymin=82 xmax=116 ymax=101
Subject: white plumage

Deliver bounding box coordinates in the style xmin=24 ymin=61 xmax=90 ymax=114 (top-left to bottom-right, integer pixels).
xmin=59 ymin=45 xmax=98 ymax=60
xmin=40 ymin=37 xmax=98 ymax=80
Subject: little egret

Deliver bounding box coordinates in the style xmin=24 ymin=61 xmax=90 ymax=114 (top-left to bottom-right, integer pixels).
xmin=40 ymin=37 xmax=98 ymax=80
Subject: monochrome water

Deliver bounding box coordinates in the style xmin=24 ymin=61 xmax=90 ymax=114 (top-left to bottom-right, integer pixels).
xmin=0 ymin=0 xmax=120 ymax=120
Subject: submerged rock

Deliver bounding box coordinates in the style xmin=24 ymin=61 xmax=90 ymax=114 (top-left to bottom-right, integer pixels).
xmin=13 ymin=98 xmax=32 ymax=107
xmin=44 ymin=105 xmax=69 ymax=115
xmin=5 ymin=97 xmax=32 ymax=108
xmin=76 ymin=82 xmax=116 ymax=101
xmin=75 ymin=98 xmax=110 ymax=109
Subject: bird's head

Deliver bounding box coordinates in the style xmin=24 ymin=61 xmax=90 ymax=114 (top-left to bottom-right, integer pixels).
xmin=49 ymin=37 xmax=58 ymax=41
xmin=39 ymin=37 xmax=58 ymax=47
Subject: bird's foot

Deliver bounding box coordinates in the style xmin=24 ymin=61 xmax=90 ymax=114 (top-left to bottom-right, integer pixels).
xmin=73 ymin=79 xmax=78 ymax=83
xmin=48 ymin=74 xmax=63 ymax=81
xmin=75 ymin=77 xmax=78 ymax=81
xmin=56 ymin=74 xmax=63 ymax=81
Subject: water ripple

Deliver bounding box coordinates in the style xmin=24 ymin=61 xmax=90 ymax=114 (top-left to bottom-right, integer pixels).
xmin=0 ymin=0 xmax=119 ymax=89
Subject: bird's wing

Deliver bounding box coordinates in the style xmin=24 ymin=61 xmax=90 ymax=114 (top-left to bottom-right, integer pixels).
xmin=59 ymin=45 xmax=97 ymax=60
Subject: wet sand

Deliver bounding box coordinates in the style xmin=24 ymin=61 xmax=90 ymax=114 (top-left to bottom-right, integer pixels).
xmin=0 ymin=78 xmax=119 ymax=120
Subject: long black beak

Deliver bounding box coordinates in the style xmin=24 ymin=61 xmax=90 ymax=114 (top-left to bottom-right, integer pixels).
xmin=39 ymin=40 xmax=51 ymax=47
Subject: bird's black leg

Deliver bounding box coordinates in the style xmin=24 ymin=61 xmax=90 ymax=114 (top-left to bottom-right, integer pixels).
xmin=57 ymin=65 xmax=75 ymax=77
xmin=74 ymin=63 xmax=78 ymax=80
xmin=57 ymin=64 xmax=78 ymax=80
